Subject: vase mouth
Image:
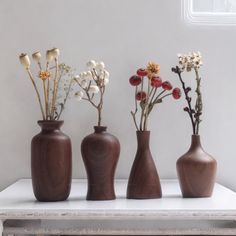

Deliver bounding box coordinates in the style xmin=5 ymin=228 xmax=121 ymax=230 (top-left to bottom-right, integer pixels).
xmin=94 ymin=126 xmax=107 ymax=133
xmin=191 ymin=134 xmax=201 ymax=141
xmin=38 ymin=120 xmax=64 ymax=129
xmin=136 ymin=130 xmax=150 ymax=133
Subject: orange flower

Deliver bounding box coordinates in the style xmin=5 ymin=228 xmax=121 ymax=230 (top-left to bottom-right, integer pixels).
xmin=38 ymin=70 xmax=50 ymax=80
xmin=146 ymin=62 xmax=160 ymax=77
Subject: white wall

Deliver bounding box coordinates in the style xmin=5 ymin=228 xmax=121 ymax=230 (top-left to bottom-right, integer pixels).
xmin=0 ymin=0 xmax=236 ymax=191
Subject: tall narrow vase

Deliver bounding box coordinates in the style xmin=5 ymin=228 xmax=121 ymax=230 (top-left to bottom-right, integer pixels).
xmin=127 ymin=131 xmax=162 ymax=199
xmin=81 ymin=126 xmax=120 ymax=200
xmin=177 ymin=135 xmax=217 ymax=198
xmin=31 ymin=120 xmax=72 ymax=202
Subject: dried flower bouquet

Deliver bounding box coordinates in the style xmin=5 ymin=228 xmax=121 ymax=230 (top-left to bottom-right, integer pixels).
xmin=19 ymin=48 xmax=74 ymax=120
xmin=74 ymin=60 xmax=109 ymax=126
xmin=172 ymin=51 xmax=203 ymax=134
xmin=129 ymin=62 xmax=181 ymax=131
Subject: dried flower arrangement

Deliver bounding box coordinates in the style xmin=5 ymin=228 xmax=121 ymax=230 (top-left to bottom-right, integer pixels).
xmin=129 ymin=62 xmax=181 ymax=131
xmin=19 ymin=48 xmax=74 ymax=120
xmin=172 ymin=51 xmax=203 ymax=135
xmin=73 ymin=60 xmax=109 ymax=126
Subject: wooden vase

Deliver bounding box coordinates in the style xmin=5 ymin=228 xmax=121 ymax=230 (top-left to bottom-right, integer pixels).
xmin=31 ymin=120 xmax=72 ymax=202
xmin=127 ymin=131 xmax=162 ymax=199
xmin=177 ymin=135 xmax=217 ymax=198
xmin=81 ymin=126 xmax=120 ymax=200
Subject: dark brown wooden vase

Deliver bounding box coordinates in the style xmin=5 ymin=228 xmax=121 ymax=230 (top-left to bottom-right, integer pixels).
xmin=81 ymin=126 xmax=120 ymax=200
xmin=31 ymin=120 xmax=72 ymax=202
xmin=127 ymin=131 xmax=162 ymax=199
xmin=177 ymin=135 xmax=217 ymax=198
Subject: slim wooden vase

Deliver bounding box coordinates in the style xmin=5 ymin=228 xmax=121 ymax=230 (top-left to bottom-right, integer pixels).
xmin=31 ymin=120 xmax=72 ymax=202
xmin=81 ymin=126 xmax=120 ymax=200
xmin=127 ymin=131 xmax=162 ymax=199
xmin=177 ymin=135 xmax=217 ymax=198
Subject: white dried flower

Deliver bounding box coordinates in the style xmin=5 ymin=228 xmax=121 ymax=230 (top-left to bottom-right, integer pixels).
xmin=80 ymin=79 xmax=88 ymax=89
xmin=95 ymin=61 xmax=105 ymax=71
xmin=96 ymin=69 xmax=104 ymax=77
xmin=46 ymin=50 xmax=54 ymax=62
xmin=88 ymin=85 xmax=99 ymax=93
xmin=74 ymin=75 xmax=80 ymax=80
xmin=75 ymin=91 xmax=84 ymax=101
xmin=85 ymin=71 xmax=93 ymax=80
xmin=177 ymin=51 xmax=203 ymax=72
xmin=86 ymin=60 xmax=97 ymax=70
xmin=32 ymin=51 xmax=41 ymax=63
xmin=104 ymin=78 xmax=109 ymax=85
xmin=104 ymin=70 xmax=109 ymax=79
xmin=50 ymin=48 xmax=60 ymax=59
xmin=19 ymin=53 xmax=31 ymax=69
xmin=78 ymin=72 xmax=85 ymax=80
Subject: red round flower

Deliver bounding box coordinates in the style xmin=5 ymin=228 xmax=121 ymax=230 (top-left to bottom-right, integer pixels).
xmin=137 ymin=68 xmax=148 ymax=77
xmin=151 ymin=76 xmax=162 ymax=88
xmin=172 ymin=88 xmax=181 ymax=99
xmin=129 ymin=75 xmax=142 ymax=86
xmin=162 ymin=81 xmax=173 ymax=90
xmin=136 ymin=91 xmax=146 ymax=101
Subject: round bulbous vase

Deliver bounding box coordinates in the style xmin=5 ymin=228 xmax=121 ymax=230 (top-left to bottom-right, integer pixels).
xmin=81 ymin=126 xmax=120 ymax=200
xmin=127 ymin=131 xmax=162 ymax=199
xmin=177 ymin=135 xmax=217 ymax=198
xmin=31 ymin=120 xmax=72 ymax=202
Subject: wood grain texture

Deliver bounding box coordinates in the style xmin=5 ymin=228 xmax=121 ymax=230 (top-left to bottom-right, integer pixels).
xmin=177 ymin=135 xmax=217 ymax=198
xmin=127 ymin=131 xmax=162 ymax=199
xmin=81 ymin=126 xmax=120 ymax=200
xmin=31 ymin=120 xmax=72 ymax=202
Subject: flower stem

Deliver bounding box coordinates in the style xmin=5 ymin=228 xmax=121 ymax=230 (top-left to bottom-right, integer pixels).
xmin=50 ymin=59 xmax=58 ymax=120
xmin=177 ymin=70 xmax=196 ymax=134
xmin=57 ymin=78 xmax=74 ymax=120
xmin=27 ymin=69 xmax=46 ymax=120
xmin=139 ymin=77 xmax=145 ymax=130
xmin=143 ymin=78 xmax=151 ymax=131
xmin=46 ymin=62 xmax=50 ymax=119
xmin=194 ymin=68 xmax=202 ymax=135
xmin=131 ymin=86 xmax=139 ymax=130
xmin=43 ymin=80 xmax=48 ymax=118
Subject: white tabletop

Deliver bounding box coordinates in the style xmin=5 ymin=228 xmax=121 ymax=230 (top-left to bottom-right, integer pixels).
xmin=0 ymin=179 xmax=236 ymax=220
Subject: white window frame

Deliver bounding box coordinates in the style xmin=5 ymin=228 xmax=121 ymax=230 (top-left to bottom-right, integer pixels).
xmin=182 ymin=0 xmax=236 ymax=25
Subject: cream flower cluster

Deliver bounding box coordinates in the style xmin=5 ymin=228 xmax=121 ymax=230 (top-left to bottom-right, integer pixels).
xmin=177 ymin=52 xmax=203 ymax=72
xmin=74 ymin=60 xmax=109 ymax=101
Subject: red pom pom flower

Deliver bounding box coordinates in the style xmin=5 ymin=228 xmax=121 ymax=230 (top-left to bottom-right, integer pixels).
xmin=129 ymin=75 xmax=142 ymax=86
xmin=172 ymin=88 xmax=181 ymax=99
xmin=136 ymin=91 xmax=146 ymax=101
xmin=151 ymin=76 xmax=162 ymax=88
xmin=137 ymin=68 xmax=148 ymax=77
xmin=162 ymin=81 xmax=173 ymax=90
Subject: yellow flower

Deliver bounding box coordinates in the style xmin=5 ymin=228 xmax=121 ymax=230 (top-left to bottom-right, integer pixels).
xmin=146 ymin=62 xmax=160 ymax=77
xmin=38 ymin=70 xmax=50 ymax=80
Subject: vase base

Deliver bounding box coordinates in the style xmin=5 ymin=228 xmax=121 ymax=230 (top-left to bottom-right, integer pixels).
xmin=127 ymin=184 xmax=162 ymax=199
xmin=86 ymin=184 xmax=116 ymax=201
xmin=34 ymin=194 xmax=70 ymax=202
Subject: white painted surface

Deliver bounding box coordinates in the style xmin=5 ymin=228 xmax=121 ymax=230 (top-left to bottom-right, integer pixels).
xmin=1 ymin=0 xmax=236 ymax=192
xmin=1 ymin=179 xmax=236 ymax=235
xmin=0 ymin=179 xmax=236 ymax=220
xmin=4 ymin=219 xmax=236 ymax=235
xmin=183 ymin=0 xmax=236 ymax=25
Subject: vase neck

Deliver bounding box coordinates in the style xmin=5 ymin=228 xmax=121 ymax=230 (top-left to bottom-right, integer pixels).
xmin=94 ymin=126 xmax=107 ymax=133
xmin=38 ymin=120 xmax=63 ymax=132
xmin=189 ymin=135 xmax=202 ymax=151
xmin=136 ymin=131 xmax=150 ymax=149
